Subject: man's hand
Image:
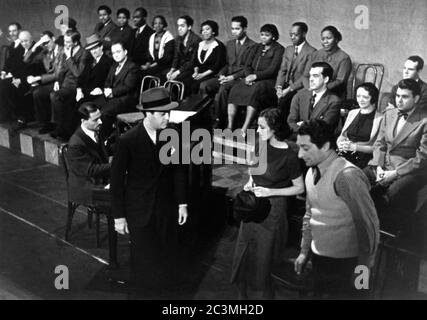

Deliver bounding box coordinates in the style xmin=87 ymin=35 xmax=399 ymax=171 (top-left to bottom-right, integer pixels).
xmin=90 ymin=87 xmax=103 ymax=96
xmin=76 ymin=88 xmax=84 ymax=102
xmin=27 ymin=75 xmax=41 ymax=85
xmin=276 ymin=87 xmax=283 ymax=99
xmin=53 ymin=81 xmax=60 ymax=92
xmin=178 ymin=205 xmax=188 ymax=226
xmin=378 ymin=170 xmax=398 ymax=186
xmin=219 ymin=75 xmax=233 ymax=85
xmin=375 ymin=166 xmax=385 ymax=182
xmin=294 ymin=253 xmax=308 ymax=275
xmin=114 ymin=218 xmax=129 ymax=235
xmin=35 ymin=34 xmax=51 ymax=49
xmin=0 ymin=71 xmax=6 ymax=80
xmin=104 ymin=88 xmax=113 ymax=98
xmin=11 ymin=78 xmax=21 ymax=88
xmin=252 ymin=186 xmax=272 ymax=197
xmin=297 ymin=121 xmax=304 ymax=127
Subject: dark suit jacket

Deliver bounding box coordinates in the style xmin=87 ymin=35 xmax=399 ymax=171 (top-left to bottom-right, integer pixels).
xmin=81 ymin=53 xmax=114 ymax=96
xmin=111 ymin=123 xmax=188 ymax=227
xmin=68 ymin=127 xmax=110 ymax=205
xmin=94 ymin=20 xmax=119 ymax=41
xmin=275 ymin=41 xmax=316 ymax=91
xmin=130 ymin=25 xmax=154 ymax=66
xmin=104 ymin=58 xmax=140 ymax=101
xmin=172 ymin=31 xmax=201 ymax=74
xmin=288 ymin=88 xmax=341 ymax=132
xmin=23 ymin=46 xmax=62 ymax=84
xmin=388 ymin=79 xmax=427 ymax=110
xmin=3 ymin=42 xmax=24 ymax=76
xmin=58 ymin=46 xmax=90 ymax=89
xmin=369 ymin=106 xmax=427 ymax=177
xmin=244 ymin=41 xmax=284 ymax=80
xmin=110 ymin=24 xmax=134 ymax=51
xmin=219 ymin=37 xmax=256 ymax=79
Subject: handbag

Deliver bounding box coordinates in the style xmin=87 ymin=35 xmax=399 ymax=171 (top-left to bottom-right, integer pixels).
xmin=233 ymin=190 xmax=271 ymax=223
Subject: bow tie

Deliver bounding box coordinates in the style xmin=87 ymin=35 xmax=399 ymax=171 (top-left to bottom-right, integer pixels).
xmin=398 ymin=111 xmax=408 ymax=120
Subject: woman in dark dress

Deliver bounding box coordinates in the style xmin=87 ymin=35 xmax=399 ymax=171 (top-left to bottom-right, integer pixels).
xmin=231 ymin=108 xmax=305 ymax=299
xmin=303 ymin=25 xmax=352 ymax=99
xmin=110 ymin=8 xmax=134 ymax=51
xmin=227 ymin=24 xmax=284 ymax=136
xmin=337 ymin=82 xmax=383 ymax=168
xmin=141 ymin=15 xmax=175 ymax=83
xmin=180 ymin=20 xmax=225 ymax=95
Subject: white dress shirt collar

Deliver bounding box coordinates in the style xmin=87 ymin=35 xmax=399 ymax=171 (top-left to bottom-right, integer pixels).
xmin=313 ymin=87 xmax=327 ymax=107
xmin=138 ymin=24 xmax=147 ymax=34
xmin=14 ymin=39 xmax=21 ymax=48
xmin=295 ymin=41 xmax=305 ymax=55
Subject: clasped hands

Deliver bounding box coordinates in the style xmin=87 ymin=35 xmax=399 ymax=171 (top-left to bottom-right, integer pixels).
xmin=244 ymin=74 xmax=257 ymax=86
xmin=337 ymin=139 xmax=357 ymax=153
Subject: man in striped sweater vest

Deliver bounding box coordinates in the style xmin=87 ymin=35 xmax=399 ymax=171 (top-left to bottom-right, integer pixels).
xmin=295 ymin=119 xmax=379 ymax=299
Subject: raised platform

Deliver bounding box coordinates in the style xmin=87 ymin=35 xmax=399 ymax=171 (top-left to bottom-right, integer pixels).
xmin=0 ymin=121 xmax=61 ymax=166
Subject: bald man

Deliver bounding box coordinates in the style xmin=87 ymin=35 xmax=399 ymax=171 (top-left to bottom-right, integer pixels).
xmin=1 ymin=30 xmax=43 ymax=128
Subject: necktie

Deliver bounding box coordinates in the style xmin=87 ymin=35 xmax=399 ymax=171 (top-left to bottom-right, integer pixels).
xmin=115 ymin=63 xmax=122 ymax=76
xmin=308 ymin=94 xmax=317 ymax=118
xmin=94 ymin=131 xmax=99 ymax=144
xmin=312 ymin=166 xmax=321 ymax=185
xmin=286 ymin=46 xmax=299 ymax=83
xmin=236 ymin=40 xmax=242 ymax=56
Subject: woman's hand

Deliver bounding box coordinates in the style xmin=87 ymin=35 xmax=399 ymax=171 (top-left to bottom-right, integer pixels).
xmin=252 ymin=186 xmax=272 ymax=197
xmin=245 ymin=74 xmax=257 ymax=85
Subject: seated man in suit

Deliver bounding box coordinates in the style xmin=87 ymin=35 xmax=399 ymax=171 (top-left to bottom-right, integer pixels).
xmin=25 ymin=31 xmax=62 ymax=134
xmin=0 ymin=22 xmax=24 ymax=121
xmin=93 ymin=41 xmax=140 ymax=138
xmin=275 ymin=22 xmax=316 ymax=121
xmin=50 ymin=30 xmax=90 ymax=140
xmin=387 ymin=56 xmax=427 ymax=110
xmin=166 ymin=15 xmax=201 ymax=83
xmin=287 ymin=62 xmax=341 ymax=136
xmin=2 ymin=30 xmax=43 ymax=129
xmin=200 ymin=16 xmax=256 ymax=128
xmin=364 ymin=79 xmax=427 ymax=233
xmin=94 ymin=5 xmax=118 ymax=50
xmin=76 ymin=34 xmax=113 ymax=104
xmin=130 ymin=7 xmax=154 ymax=68
xmin=68 ymin=102 xmax=111 ymax=207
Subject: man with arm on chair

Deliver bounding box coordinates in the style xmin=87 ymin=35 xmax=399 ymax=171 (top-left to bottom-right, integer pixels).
xmin=364 ymin=78 xmax=427 ymax=234
xmin=387 ymin=56 xmax=427 ymax=111
xmin=68 ymin=102 xmax=111 ymax=206
xmin=275 ymin=22 xmax=316 ymax=122
xmin=287 ymin=62 xmax=341 ymax=137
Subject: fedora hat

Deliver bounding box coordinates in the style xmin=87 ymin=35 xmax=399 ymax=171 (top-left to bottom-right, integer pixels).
xmin=85 ymin=34 xmax=102 ymax=50
xmin=136 ymin=87 xmax=179 ymax=112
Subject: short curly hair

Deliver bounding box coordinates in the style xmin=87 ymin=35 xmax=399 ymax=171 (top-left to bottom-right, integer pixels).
xmin=200 ymin=20 xmax=219 ymax=37
xmin=259 ymin=108 xmax=291 ymax=141
xmin=260 ymin=24 xmax=279 ymax=40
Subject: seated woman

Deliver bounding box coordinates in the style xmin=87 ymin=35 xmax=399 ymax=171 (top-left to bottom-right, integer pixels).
xmin=231 ymin=108 xmax=305 ymax=300
xmin=227 ymin=24 xmax=284 ymax=136
xmin=141 ymin=15 xmax=175 ymax=83
xmin=337 ymin=82 xmax=383 ymax=168
xmin=179 ymin=20 xmax=225 ymax=95
xmin=303 ymin=25 xmax=352 ymax=99
xmin=110 ymin=8 xmax=134 ymax=51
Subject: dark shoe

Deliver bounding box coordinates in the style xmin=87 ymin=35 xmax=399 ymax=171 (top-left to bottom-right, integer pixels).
xmin=38 ymin=123 xmax=55 ymax=134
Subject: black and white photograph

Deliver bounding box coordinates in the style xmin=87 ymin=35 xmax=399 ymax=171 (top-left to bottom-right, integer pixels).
xmin=0 ymin=0 xmax=426 ymax=304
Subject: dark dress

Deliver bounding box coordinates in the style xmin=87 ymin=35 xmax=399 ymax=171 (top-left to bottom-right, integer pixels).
xmin=228 ymin=41 xmax=284 ymax=110
xmin=110 ymin=24 xmax=134 ymax=51
xmin=231 ymin=140 xmax=301 ymax=298
xmin=340 ymin=110 xmax=375 ymax=168
xmin=180 ymin=39 xmax=226 ymax=95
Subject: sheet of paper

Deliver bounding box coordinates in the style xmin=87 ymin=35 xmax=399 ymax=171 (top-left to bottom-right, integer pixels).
xmin=169 ymin=110 xmax=196 ymax=124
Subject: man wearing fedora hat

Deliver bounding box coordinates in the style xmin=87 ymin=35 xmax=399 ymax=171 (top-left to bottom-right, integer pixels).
xmin=76 ymin=34 xmax=113 ymax=104
xmin=111 ymin=87 xmax=188 ymax=297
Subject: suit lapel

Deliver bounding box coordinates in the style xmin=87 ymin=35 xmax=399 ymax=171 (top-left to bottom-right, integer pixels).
xmin=311 ymin=91 xmax=330 ymax=119
xmin=391 ymin=109 xmax=422 ymax=149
